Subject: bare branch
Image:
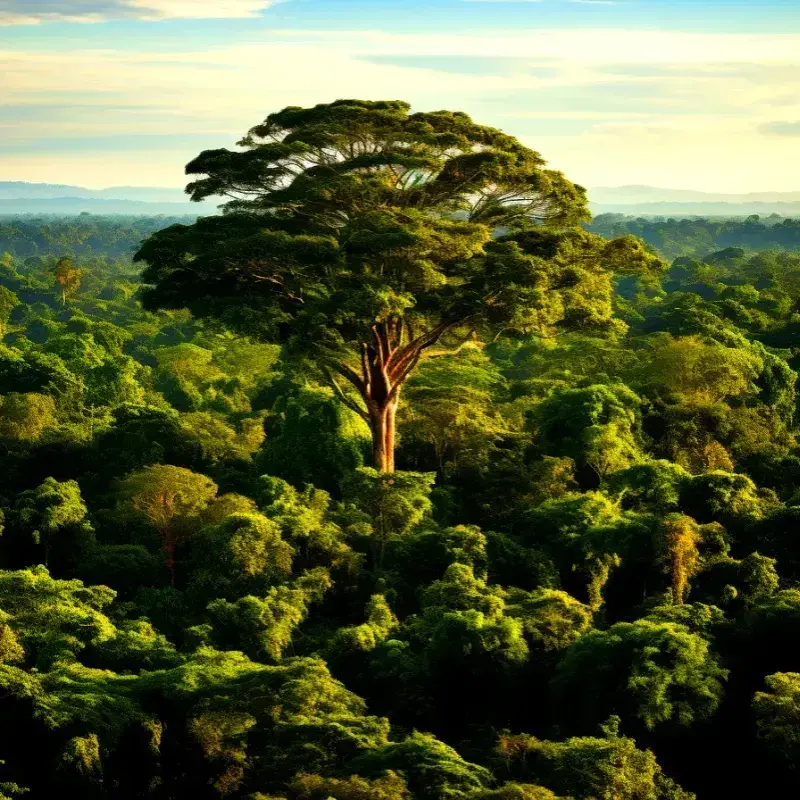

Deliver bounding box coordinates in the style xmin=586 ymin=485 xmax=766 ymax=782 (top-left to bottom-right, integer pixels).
xmin=388 ymin=347 xmax=424 ymax=404
xmin=426 ymin=329 xmax=478 ymax=358
xmin=323 ymin=369 xmax=370 ymax=421
xmin=330 ymin=361 xmax=367 ymax=395
xmin=371 ymin=324 xmax=388 ymax=369
xmin=388 ymin=320 xmax=455 ymax=380
xmin=360 ymin=343 xmax=372 ymax=391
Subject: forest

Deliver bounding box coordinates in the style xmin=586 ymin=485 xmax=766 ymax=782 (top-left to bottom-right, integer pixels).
xmin=587 ymin=214 xmax=800 ymax=261
xmin=1 ymin=100 xmax=800 ymax=800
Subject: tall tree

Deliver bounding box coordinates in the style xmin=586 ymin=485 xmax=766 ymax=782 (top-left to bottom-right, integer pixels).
xmin=115 ymin=465 xmax=218 ymax=585
xmin=52 ymin=256 xmax=83 ymax=306
xmin=136 ymin=99 xmax=658 ymax=471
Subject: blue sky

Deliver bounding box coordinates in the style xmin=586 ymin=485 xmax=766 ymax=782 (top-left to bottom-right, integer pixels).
xmin=3 ymin=0 xmax=800 ymax=192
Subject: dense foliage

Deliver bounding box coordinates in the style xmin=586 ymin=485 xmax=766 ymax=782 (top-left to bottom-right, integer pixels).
xmin=2 ymin=104 xmax=800 ymax=800
xmin=588 ymin=213 xmax=800 ymax=260
xmin=135 ymin=100 xmax=657 ymax=473
xmin=0 ymin=216 xmax=195 ymax=260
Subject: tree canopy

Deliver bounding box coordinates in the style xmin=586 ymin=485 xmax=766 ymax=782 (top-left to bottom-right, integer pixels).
xmin=4 ymin=104 xmax=800 ymax=800
xmin=135 ymin=100 xmax=659 ymax=472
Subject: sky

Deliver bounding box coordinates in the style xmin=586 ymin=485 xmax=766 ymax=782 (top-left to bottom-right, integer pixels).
xmin=3 ymin=0 xmax=800 ymax=192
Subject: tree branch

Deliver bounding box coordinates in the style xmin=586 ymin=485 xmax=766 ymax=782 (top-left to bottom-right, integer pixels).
xmin=360 ymin=343 xmax=372 ymax=392
xmin=388 ymin=346 xmax=424 ymax=403
xmin=425 ymin=329 xmax=478 ymax=358
xmin=388 ymin=320 xmax=457 ymax=381
xmin=323 ymin=369 xmax=370 ymax=421
xmin=330 ymin=361 xmax=367 ymax=395
xmin=250 ymin=274 xmax=305 ymax=304
xmin=371 ymin=324 xmax=388 ymax=368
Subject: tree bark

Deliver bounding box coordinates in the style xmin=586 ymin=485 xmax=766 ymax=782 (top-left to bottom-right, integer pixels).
xmin=370 ymin=396 xmax=398 ymax=473
xmin=329 ymin=317 xmax=459 ymax=474
xmin=385 ymin=398 xmax=397 ymax=473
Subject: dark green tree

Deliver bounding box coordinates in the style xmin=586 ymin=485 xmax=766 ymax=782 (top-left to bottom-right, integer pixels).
xmin=552 ymin=619 xmax=727 ymax=732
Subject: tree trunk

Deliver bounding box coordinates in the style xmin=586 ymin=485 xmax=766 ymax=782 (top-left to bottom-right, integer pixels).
xmin=370 ymin=397 xmax=399 ymax=473
xmin=385 ymin=399 xmax=397 ymax=473
xmin=329 ymin=318 xmax=459 ymax=474
xmin=161 ymin=528 xmax=177 ymax=586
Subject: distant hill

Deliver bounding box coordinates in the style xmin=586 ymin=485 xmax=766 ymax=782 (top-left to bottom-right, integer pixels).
xmin=3 ymin=181 xmax=800 ymax=219
xmin=589 ymin=185 xmax=800 ymax=218
xmin=0 ymin=182 xmax=219 ymax=215
xmin=0 ymin=198 xmax=214 ymax=215
xmin=589 ymin=202 xmax=800 ymax=218
xmin=590 ymin=185 xmax=800 ymax=204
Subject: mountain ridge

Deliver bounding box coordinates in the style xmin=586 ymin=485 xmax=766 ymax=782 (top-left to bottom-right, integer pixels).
xmin=0 ymin=182 xmax=194 ymax=202
xmin=2 ymin=181 xmax=800 ymax=217
xmin=591 ymin=185 xmax=800 ymax=204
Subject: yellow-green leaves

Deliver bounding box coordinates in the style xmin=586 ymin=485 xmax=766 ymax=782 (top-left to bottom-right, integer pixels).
xmin=0 ymin=392 xmax=57 ymax=441
xmin=0 ymin=567 xmax=116 ymax=669
xmin=553 ymin=619 xmax=727 ymax=731
xmin=753 ymin=672 xmax=800 ymax=764
xmin=116 ymin=465 xmax=218 ymax=533
xmin=52 ymin=257 xmax=82 ymax=306
xmin=656 ymin=515 xmax=703 ymax=605
xmin=497 ymin=726 xmax=691 ymax=800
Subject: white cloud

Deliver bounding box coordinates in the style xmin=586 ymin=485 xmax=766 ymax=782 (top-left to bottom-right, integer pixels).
xmin=125 ymin=0 xmax=282 ymax=19
xmin=2 ymin=26 xmax=800 ymax=191
xmin=0 ymin=0 xmax=282 ymax=24
xmin=265 ymin=28 xmax=800 ymax=65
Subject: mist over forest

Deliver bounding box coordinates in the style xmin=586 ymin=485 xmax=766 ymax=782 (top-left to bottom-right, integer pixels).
xmin=2 ymin=98 xmax=800 ymax=800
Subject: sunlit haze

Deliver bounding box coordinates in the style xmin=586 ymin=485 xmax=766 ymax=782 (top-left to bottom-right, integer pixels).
xmin=3 ymin=0 xmax=800 ymax=192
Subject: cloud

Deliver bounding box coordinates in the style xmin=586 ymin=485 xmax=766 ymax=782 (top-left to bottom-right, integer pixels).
xmin=760 ymin=121 xmax=800 ymax=136
xmin=0 ymin=0 xmax=282 ymax=24
xmin=265 ymin=27 xmax=800 ymax=65
xmin=358 ymin=55 xmax=559 ymax=77
xmin=3 ymin=26 xmax=800 ymax=191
